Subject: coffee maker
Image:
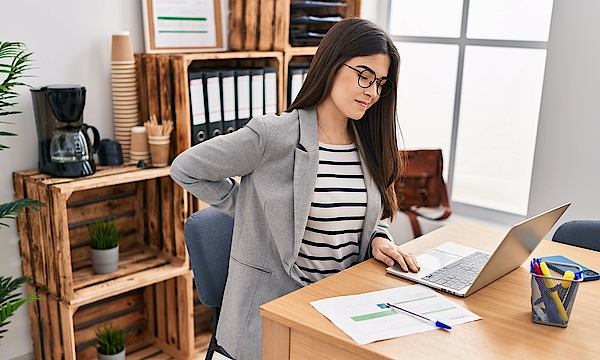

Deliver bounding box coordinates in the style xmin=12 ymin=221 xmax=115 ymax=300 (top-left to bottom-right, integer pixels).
xmin=31 ymin=85 xmax=100 ymax=177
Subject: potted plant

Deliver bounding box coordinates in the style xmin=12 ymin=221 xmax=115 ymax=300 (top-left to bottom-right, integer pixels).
xmin=96 ymin=324 xmax=127 ymax=360
xmin=89 ymin=218 xmax=122 ymax=274
xmin=0 ymin=41 xmax=41 ymax=341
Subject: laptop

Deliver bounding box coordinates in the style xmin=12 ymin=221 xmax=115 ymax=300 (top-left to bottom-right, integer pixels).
xmin=386 ymin=203 xmax=571 ymax=297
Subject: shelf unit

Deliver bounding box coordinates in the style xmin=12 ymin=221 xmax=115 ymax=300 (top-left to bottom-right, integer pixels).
xmin=228 ymin=0 xmax=362 ymax=51
xmin=13 ymin=165 xmax=194 ymax=359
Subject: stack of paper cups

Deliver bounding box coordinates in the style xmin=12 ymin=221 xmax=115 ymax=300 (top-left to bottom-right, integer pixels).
xmin=129 ymin=126 xmax=151 ymax=164
xmin=148 ymin=135 xmax=170 ymax=167
xmin=111 ymin=31 xmax=139 ymax=163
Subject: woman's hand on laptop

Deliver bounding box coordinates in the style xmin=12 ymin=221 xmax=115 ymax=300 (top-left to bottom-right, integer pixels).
xmin=372 ymin=237 xmax=420 ymax=272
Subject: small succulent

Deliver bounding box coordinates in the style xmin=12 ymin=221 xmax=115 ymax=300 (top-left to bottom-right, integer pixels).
xmin=89 ymin=219 xmax=122 ymax=250
xmin=96 ymin=324 xmax=127 ymax=355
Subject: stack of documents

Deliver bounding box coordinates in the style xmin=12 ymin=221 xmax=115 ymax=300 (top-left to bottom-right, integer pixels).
xmin=310 ymin=284 xmax=481 ymax=345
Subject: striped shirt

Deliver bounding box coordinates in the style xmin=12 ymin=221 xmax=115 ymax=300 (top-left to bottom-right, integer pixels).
xmin=294 ymin=142 xmax=367 ymax=285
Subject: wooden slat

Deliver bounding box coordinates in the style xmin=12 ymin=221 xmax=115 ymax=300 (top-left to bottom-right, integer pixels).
xmin=13 ymin=171 xmax=34 ymax=278
xmin=273 ymin=0 xmax=289 ymax=50
xmin=73 ymin=290 xmax=144 ymax=327
xmin=144 ymin=54 xmax=161 ymax=122
xmin=25 ymin=178 xmax=47 ymax=288
xmin=347 ymin=0 xmax=362 ymax=17
xmin=155 ymin=281 xmax=167 ymax=342
xmin=135 ymin=180 xmax=146 ymax=246
xmin=71 ymin=264 xmax=189 ymax=307
xmin=158 ymin=54 xmax=177 ymax=163
xmin=66 ymin=182 xmax=136 ymax=205
xmin=160 ymin=177 xmax=174 ymax=255
xmin=37 ymin=291 xmax=54 ymax=359
xmin=147 ymin=178 xmax=161 ymax=249
xmin=48 ymin=296 xmax=63 ymax=360
xmin=74 ymin=308 xmax=146 ymax=346
xmin=145 ymin=282 xmax=157 ymax=338
xmin=51 ymin=187 xmax=75 ymax=301
xmin=228 ymin=0 xmax=244 ymax=50
xmin=52 ymin=167 xmax=170 ymax=195
xmin=243 ymin=0 xmax=259 ymax=50
xmin=173 ymin=182 xmax=187 ymax=258
xmin=136 ymin=53 xmax=149 ymax=128
xmin=37 ymin=183 xmax=59 ymax=296
xmin=258 ymin=0 xmax=275 ymax=50
xmin=171 ymin=56 xmax=191 ymax=155
xmin=59 ymin=301 xmax=77 ymax=360
xmin=179 ymin=272 xmax=194 ymax=358
xmin=166 ymin=278 xmax=178 ymax=346
xmin=26 ymin=283 xmax=44 ymax=360
xmin=66 ymin=193 xmax=136 ymax=225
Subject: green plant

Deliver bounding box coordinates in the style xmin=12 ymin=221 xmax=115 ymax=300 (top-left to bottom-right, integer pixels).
xmin=1 ymin=42 xmax=33 ymax=151
xmin=0 ymin=277 xmax=38 ymax=339
xmin=0 ymin=41 xmax=40 ymax=342
xmin=96 ymin=324 xmax=127 ymax=355
xmin=89 ymin=219 xmax=122 ymax=250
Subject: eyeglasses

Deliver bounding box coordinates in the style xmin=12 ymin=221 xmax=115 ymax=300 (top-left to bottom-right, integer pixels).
xmin=343 ymin=63 xmax=394 ymax=97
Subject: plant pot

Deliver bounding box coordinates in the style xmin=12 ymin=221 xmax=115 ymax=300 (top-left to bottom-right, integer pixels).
xmin=97 ymin=347 xmax=125 ymax=360
xmin=90 ymin=244 xmax=119 ymax=274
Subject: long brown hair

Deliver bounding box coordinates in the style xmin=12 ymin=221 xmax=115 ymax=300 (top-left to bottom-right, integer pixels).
xmin=287 ymin=18 xmax=401 ymax=220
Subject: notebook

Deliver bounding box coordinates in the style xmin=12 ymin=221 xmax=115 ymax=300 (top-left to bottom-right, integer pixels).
xmin=386 ymin=203 xmax=571 ymax=297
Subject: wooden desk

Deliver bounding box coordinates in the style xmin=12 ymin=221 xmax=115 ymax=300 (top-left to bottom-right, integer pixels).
xmin=260 ymin=221 xmax=600 ymax=359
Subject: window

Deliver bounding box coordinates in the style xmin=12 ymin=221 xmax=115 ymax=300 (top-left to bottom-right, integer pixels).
xmin=388 ymin=0 xmax=554 ymax=216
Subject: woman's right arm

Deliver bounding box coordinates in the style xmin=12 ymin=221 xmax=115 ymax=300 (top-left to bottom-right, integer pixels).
xmin=170 ymin=118 xmax=267 ymax=217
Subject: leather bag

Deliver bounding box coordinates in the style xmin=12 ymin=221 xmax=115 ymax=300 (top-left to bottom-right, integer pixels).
xmin=395 ymin=149 xmax=451 ymax=238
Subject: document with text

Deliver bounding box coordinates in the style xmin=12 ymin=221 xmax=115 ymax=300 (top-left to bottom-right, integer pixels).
xmin=310 ymin=284 xmax=481 ymax=345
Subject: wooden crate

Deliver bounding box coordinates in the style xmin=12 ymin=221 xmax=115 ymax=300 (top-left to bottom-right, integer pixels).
xmin=228 ymin=0 xmax=362 ymax=51
xmin=26 ymin=271 xmax=194 ymax=360
xmin=13 ymin=165 xmax=189 ymax=305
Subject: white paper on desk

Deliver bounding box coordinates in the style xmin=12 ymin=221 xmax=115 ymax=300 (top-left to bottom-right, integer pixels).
xmin=310 ymin=284 xmax=481 ymax=345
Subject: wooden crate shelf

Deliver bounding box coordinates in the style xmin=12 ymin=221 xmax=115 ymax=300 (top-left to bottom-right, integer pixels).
xmin=27 ymin=271 xmax=194 ymax=360
xmin=13 ymin=165 xmax=188 ymax=305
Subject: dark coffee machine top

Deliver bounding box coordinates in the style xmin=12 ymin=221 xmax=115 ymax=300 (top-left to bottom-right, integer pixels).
xmin=46 ymin=85 xmax=86 ymax=123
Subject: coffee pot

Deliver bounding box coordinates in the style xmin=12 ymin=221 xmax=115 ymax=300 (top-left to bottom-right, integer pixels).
xmin=31 ymin=85 xmax=100 ymax=177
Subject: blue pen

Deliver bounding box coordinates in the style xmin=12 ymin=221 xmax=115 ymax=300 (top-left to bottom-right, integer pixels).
xmin=385 ymin=302 xmax=452 ymax=330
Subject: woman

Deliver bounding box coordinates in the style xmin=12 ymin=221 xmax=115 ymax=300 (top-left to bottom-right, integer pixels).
xmin=171 ymin=18 xmax=419 ymax=360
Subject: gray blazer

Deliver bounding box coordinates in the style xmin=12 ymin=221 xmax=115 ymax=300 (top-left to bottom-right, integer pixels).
xmin=170 ymin=108 xmax=392 ymax=360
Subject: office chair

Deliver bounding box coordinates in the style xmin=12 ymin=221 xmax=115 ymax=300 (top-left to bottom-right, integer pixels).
xmin=552 ymin=220 xmax=600 ymax=252
xmin=184 ymin=207 xmax=234 ymax=360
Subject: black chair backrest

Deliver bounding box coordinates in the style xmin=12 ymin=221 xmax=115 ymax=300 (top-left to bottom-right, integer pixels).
xmin=553 ymin=220 xmax=600 ymax=252
xmin=184 ymin=207 xmax=234 ymax=307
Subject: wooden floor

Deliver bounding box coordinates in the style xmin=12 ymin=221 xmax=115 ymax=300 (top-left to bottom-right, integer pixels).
xmin=125 ymin=332 xmax=211 ymax=359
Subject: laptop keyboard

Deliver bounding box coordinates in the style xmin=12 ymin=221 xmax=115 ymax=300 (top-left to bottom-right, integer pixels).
xmin=422 ymin=251 xmax=491 ymax=291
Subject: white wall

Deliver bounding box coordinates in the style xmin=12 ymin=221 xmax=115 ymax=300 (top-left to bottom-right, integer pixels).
xmin=0 ymin=1 xmax=143 ymax=358
xmin=1 ymin=1 xmax=600 ymax=358
xmin=528 ymin=0 xmax=600 ymax=230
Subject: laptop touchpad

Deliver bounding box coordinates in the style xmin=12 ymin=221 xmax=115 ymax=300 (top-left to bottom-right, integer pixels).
xmin=418 ymin=249 xmax=462 ymax=273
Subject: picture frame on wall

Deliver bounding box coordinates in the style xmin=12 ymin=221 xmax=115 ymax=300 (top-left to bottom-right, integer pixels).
xmin=141 ymin=0 xmax=227 ymax=53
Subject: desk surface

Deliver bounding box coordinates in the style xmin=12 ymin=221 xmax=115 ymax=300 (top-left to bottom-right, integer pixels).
xmin=260 ymin=221 xmax=600 ymax=359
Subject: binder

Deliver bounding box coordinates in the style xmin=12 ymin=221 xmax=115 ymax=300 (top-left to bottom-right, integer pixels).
xmin=250 ymin=68 xmax=265 ymax=118
xmin=204 ymin=70 xmax=223 ymax=138
xmin=289 ymin=67 xmax=305 ymax=106
xmin=235 ymin=69 xmax=251 ymax=129
xmin=189 ymin=71 xmax=207 ymax=146
xmin=264 ymin=67 xmax=277 ymax=114
xmin=219 ymin=69 xmax=237 ymax=134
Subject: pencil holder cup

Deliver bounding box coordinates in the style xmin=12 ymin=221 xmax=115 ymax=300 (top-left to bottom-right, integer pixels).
xmin=148 ymin=135 xmax=170 ymax=167
xmin=531 ymin=260 xmax=583 ymax=327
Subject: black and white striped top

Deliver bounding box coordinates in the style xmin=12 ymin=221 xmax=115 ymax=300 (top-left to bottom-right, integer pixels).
xmin=294 ymin=142 xmax=366 ymax=285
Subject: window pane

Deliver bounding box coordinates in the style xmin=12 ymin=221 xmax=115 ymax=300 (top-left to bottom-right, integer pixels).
xmin=395 ymin=42 xmax=459 ymax=180
xmin=453 ymin=46 xmax=547 ymax=215
xmin=390 ymin=0 xmax=464 ymax=38
xmin=467 ymin=0 xmax=554 ymax=41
